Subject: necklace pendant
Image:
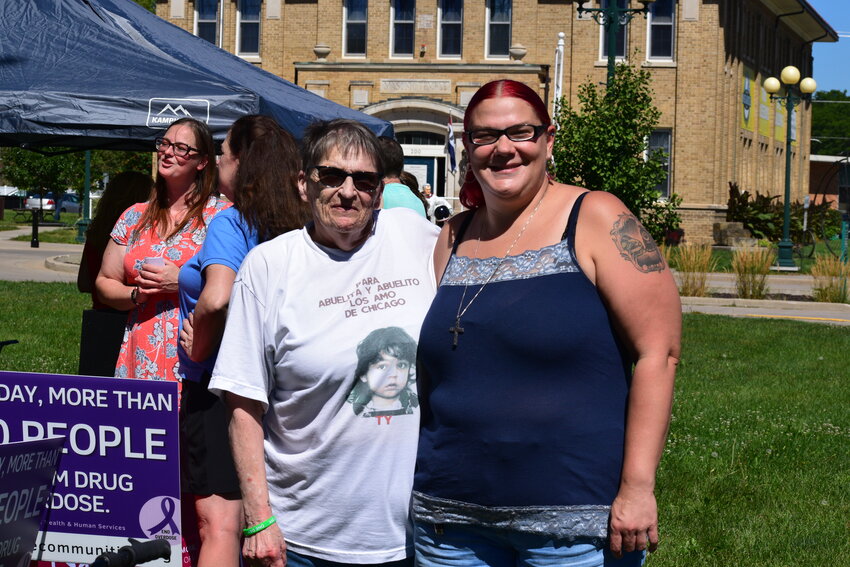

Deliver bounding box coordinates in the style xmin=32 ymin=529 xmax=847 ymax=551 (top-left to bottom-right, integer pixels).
xmin=449 ymin=319 xmax=465 ymax=348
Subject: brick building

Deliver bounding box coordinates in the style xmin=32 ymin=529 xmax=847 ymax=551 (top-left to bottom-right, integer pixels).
xmin=158 ymin=0 xmax=837 ymax=243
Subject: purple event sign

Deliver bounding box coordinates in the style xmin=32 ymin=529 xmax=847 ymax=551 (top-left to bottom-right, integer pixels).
xmin=0 ymin=372 xmax=179 ymax=566
xmin=0 ymin=438 xmax=64 ymax=567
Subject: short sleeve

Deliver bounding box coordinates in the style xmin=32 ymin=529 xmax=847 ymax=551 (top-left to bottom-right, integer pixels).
xmin=198 ymin=211 xmax=251 ymax=274
xmin=110 ymin=203 xmax=146 ymax=246
xmin=208 ymin=250 xmax=273 ymax=409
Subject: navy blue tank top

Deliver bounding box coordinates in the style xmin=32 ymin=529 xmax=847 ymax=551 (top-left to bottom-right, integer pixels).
xmin=414 ymin=192 xmax=633 ymax=508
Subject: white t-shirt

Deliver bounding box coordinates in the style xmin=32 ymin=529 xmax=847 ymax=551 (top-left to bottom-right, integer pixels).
xmin=210 ymin=209 xmax=439 ymax=563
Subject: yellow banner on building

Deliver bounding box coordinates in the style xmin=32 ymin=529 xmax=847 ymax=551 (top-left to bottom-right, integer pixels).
xmin=758 ymin=83 xmax=772 ymax=137
xmin=740 ymin=66 xmax=756 ymax=132
xmin=774 ymin=97 xmax=786 ymax=143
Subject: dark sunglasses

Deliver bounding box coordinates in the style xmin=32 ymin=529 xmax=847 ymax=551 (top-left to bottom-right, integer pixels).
xmin=309 ymin=165 xmax=382 ymax=193
xmin=465 ymin=123 xmax=549 ymax=146
xmin=155 ymin=137 xmax=200 ymax=157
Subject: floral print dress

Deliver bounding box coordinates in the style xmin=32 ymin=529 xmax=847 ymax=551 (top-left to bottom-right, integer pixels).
xmin=111 ymin=196 xmax=231 ymax=383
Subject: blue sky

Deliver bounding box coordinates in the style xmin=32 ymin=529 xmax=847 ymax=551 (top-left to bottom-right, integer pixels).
xmin=807 ymin=0 xmax=850 ymax=94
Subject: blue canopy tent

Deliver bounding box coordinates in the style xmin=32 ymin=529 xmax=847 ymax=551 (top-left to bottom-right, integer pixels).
xmin=0 ymin=0 xmax=392 ymax=151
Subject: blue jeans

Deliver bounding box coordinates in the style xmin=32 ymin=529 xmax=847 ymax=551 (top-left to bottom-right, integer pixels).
xmin=414 ymin=523 xmax=645 ymax=567
xmin=286 ymin=549 xmax=414 ymax=567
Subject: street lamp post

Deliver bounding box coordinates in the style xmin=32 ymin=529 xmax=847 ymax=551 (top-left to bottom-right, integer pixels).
xmin=764 ymin=65 xmax=816 ymax=269
xmin=576 ymin=0 xmax=655 ymax=87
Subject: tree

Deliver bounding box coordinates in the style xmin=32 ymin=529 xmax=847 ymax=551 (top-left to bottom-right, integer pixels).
xmin=551 ymin=60 xmax=681 ymax=243
xmin=132 ymin=0 xmax=156 ymax=12
xmin=810 ymin=89 xmax=850 ymax=157
xmin=0 ymin=147 xmax=152 ymax=196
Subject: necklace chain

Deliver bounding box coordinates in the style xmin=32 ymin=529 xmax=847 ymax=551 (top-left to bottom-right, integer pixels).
xmin=449 ymin=184 xmax=549 ymax=348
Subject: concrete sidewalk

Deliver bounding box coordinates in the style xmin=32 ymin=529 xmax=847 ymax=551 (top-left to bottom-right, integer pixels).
xmin=0 ymin=226 xmax=81 ymax=282
xmin=675 ymin=271 xmax=850 ymax=326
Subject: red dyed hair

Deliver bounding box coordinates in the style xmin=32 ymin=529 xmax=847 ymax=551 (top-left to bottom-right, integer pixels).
xmin=459 ymin=80 xmax=551 ymax=209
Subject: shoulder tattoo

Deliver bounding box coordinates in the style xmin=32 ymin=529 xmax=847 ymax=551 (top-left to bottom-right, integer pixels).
xmin=609 ymin=213 xmax=666 ymax=273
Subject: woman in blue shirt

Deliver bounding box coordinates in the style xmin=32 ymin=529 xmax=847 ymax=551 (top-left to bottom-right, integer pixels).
xmin=177 ymin=115 xmax=309 ymax=567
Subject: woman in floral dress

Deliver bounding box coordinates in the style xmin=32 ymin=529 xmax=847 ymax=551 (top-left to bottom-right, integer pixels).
xmin=96 ymin=117 xmax=230 ymax=384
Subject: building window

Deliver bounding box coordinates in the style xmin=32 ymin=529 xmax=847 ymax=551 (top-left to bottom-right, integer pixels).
xmin=648 ymin=0 xmax=675 ymax=59
xmin=648 ymin=130 xmax=672 ymax=198
xmin=486 ymin=0 xmax=511 ymax=58
xmin=345 ymin=0 xmax=368 ymax=56
xmin=396 ymin=131 xmax=445 ymax=145
xmin=600 ymin=0 xmax=626 ymax=60
xmin=439 ymin=0 xmax=463 ymax=57
xmin=237 ymin=0 xmax=261 ymax=56
xmin=195 ymin=0 xmax=218 ymax=45
xmin=392 ymin=0 xmax=415 ymax=57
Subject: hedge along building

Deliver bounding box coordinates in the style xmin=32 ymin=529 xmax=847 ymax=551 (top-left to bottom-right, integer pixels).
xmin=158 ymin=0 xmax=837 ymax=243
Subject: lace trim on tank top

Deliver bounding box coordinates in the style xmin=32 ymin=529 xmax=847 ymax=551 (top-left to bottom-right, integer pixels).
xmin=412 ymin=492 xmax=609 ymax=546
xmin=442 ymin=239 xmax=579 ymax=287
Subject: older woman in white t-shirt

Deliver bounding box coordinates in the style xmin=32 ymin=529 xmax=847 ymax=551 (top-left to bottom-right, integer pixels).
xmin=209 ymin=119 xmax=439 ymax=567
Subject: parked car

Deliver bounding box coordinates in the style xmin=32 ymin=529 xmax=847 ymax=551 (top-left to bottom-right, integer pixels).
xmin=58 ymin=193 xmax=81 ymax=214
xmin=25 ymin=192 xmax=56 ymax=212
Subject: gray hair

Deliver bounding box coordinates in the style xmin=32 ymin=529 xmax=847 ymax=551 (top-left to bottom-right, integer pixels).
xmin=300 ymin=119 xmax=385 ymax=175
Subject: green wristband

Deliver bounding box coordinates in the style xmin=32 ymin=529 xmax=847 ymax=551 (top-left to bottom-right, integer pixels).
xmin=243 ymin=516 xmax=276 ymax=537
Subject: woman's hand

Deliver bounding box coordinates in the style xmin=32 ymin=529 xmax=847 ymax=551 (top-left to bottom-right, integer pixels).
xmin=179 ymin=312 xmax=194 ymax=356
xmin=135 ymin=259 xmax=180 ymax=295
xmin=608 ymin=486 xmax=658 ymax=558
xmin=242 ymin=523 xmax=287 ymax=567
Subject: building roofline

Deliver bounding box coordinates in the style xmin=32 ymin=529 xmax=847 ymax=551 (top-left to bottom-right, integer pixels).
xmin=295 ymin=62 xmax=548 ymax=73
xmin=810 ymin=155 xmax=850 ymax=163
xmin=761 ymin=0 xmax=839 ymax=43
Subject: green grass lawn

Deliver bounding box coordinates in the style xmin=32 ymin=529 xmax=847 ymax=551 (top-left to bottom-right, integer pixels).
xmin=2 ymin=212 xmax=86 ymax=244
xmin=0 ymin=281 xmax=90 ymax=375
xmin=11 ymin=226 xmax=85 ymax=244
xmin=649 ymin=314 xmax=849 ymax=566
xmin=0 ymin=284 xmax=847 ymax=565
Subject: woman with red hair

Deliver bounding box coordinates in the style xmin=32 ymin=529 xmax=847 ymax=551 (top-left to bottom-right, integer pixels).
xmin=413 ymin=79 xmax=681 ymax=566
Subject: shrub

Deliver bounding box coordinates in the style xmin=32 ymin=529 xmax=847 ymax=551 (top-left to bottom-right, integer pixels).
xmin=726 ymin=182 xmax=842 ymax=242
xmin=673 ymin=244 xmax=716 ymax=297
xmin=810 ymin=256 xmax=850 ymax=303
xmin=731 ymin=247 xmax=774 ymax=299
xmin=552 ymin=58 xmax=682 ymax=243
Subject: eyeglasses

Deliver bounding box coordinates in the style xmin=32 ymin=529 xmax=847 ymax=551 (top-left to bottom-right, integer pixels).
xmin=465 ymin=124 xmax=549 ymax=146
xmin=154 ymin=137 xmax=200 ymax=157
xmin=309 ymin=165 xmax=382 ymax=193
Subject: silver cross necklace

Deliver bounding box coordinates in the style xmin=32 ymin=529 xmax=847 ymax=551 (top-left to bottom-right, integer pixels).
xmin=449 ymin=184 xmax=549 ymax=348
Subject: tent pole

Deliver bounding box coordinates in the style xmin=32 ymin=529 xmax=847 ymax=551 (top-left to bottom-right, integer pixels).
xmin=76 ymin=150 xmax=91 ymax=243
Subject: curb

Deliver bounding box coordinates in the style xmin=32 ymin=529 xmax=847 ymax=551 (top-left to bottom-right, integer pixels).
xmin=45 ymin=254 xmax=81 ymax=274
xmin=681 ymin=296 xmax=850 ymax=312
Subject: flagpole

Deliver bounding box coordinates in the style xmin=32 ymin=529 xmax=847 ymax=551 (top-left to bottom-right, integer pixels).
xmin=553 ymin=32 xmax=565 ymax=117
xmin=445 ymin=114 xmax=458 ymax=203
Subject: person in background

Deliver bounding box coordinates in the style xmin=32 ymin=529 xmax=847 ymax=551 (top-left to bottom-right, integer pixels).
xmin=77 ymin=171 xmax=153 ymax=377
xmin=209 ymin=119 xmax=439 ymax=567
xmin=95 ymin=117 xmax=230 ymax=383
xmin=177 ymin=115 xmax=310 ymax=567
xmin=78 ymin=172 xmax=154 ymax=304
xmin=399 ymin=170 xmax=430 ymax=214
xmin=378 ymin=136 xmax=426 ymax=217
xmin=413 ymin=79 xmax=681 ymax=566
xmin=422 ymin=183 xmax=451 ymax=225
